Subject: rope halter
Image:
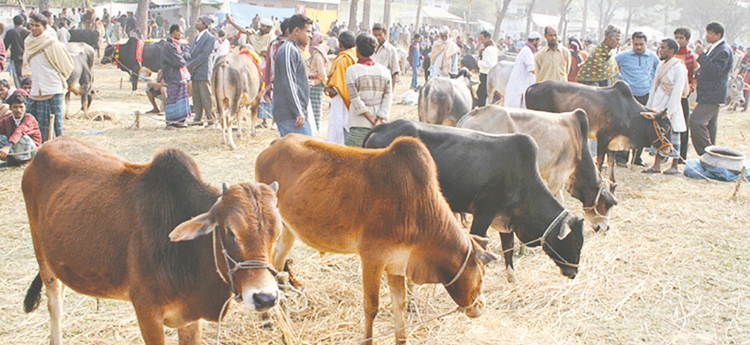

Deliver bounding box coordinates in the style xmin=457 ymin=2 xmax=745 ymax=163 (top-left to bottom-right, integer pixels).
xmin=212 ymin=226 xmax=277 ymax=301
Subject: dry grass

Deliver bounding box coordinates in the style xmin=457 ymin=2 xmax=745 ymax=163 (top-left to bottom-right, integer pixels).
xmin=1 ymin=64 xmax=749 ymax=345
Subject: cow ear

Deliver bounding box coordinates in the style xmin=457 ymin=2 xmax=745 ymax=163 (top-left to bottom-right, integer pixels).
xmin=602 ymin=189 xmax=618 ymax=206
xmin=470 ymin=234 xmax=490 ymax=249
xmin=475 ymin=249 xmax=498 ymax=265
xmin=641 ymin=112 xmax=655 ymax=120
xmin=268 ymin=181 xmax=279 ymax=193
xmin=169 ymin=213 xmax=216 ymax=242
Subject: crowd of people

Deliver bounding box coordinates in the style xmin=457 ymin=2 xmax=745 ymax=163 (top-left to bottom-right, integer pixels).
xmin=0 ymin=4 xmax=740 ymax=174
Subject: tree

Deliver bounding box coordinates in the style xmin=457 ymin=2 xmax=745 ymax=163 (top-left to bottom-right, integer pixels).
xmin=384 ymin=0 xmax=392 ymax=31
xmin=525 ymin=0 xmax=537 ymax=39
xmin=362 ymin=0 xmax=371 ymax=31
xmin=189 ymin=0 xmax=201 ymax=37
xmin=136 ymin=0 xmax=148 ymax=37
xmin=349 ymin=0 xmax=359 ymax=32
xmin=557 ymin=0 xmax=574 ymax=39
xmin=38 ymin=0 xmax=48 ymax=12
xmin=676 ymin=0 xmax=750 ymax=43
xmin=596 ymin=0 xmax=616 ymax=41
xmin=493 ymin=0 xmax=512 ymax=41
xmin=581 ymin=0 xmax=588 ymax=39
xmin=416 ymin=0 xmax=424 ymax=30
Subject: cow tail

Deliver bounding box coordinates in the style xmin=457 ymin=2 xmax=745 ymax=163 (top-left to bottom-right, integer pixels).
xmin=24 ymin=272 xmax=43 ymax=313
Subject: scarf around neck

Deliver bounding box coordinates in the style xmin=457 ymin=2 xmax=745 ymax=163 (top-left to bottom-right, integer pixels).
xmin=525 ymin=41 xmax=538 ymax=54
xmin=24 ymin=31 xmax=75 ymax=81
xmin=358 ymin=57 xmax=376 ymax=66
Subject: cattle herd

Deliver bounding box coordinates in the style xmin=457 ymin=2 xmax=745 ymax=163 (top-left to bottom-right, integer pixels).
xmin=18 ymin=33 xmax=694 ymax=345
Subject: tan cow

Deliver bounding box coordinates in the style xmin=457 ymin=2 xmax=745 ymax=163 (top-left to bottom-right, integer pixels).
xmin=458 ymin=105 xmax=618 ymax=231
xmin=256 ymin=134 xmax=497 ymax=345
xmin=22 ymin=137 xmax=281 ymax=345
xmin=212 ymin=53 xmax=262 ymax=149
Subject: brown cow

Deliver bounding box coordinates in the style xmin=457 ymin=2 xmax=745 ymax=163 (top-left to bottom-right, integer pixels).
xmin=213 ymin=53 xmax=262 ymax=149
xmin=22 ymin=137 xmax=281 ymax=345
xmin=256 ymin=134 xmax=497 ymax=345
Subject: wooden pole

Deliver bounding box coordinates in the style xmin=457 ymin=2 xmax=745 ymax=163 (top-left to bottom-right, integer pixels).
xmin=48 ymin=114 xmax=56 ymax=141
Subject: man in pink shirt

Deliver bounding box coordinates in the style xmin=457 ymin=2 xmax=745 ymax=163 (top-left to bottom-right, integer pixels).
xmin=0 ymin=92 xmax=42 ymax=166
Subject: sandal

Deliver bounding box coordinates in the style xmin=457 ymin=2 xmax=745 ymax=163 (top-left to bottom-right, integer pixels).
xmin=663 ymin=168 xmax=679 ymax=175
xmin=641 ymin=167 xmax=660 ymax=174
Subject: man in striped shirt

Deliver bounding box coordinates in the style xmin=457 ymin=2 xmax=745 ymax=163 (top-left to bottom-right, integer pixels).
xmin=345 ymin=33 xmax=392 ymax=147
xmin=272 ymin=14 xmax=313 ymax=137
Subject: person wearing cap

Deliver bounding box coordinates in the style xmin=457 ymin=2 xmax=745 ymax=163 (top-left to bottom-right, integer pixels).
xmin=187 ymin=15 xmax=216 ymax=127
xmin=226 ymin=15 xmax=275 ymax=58
xmin=504 ymin=31 xmax=541 ymax=108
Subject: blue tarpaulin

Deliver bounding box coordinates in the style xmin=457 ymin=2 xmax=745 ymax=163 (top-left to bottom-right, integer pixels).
xmin=683 ymin=159 xmax=750 ymax=182
xmin=228 ymin=2 xmax=296 ymax=27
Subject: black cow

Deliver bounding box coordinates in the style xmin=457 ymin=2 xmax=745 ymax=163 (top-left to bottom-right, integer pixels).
xmin=65 ymin=43 xmax=95 ymax=117
xmin=525 ymin=80 xmax=673 ymax=183
xmin=364 ymin=119 xmax=584 ymax=282
xmin=460 ymin=54 xmax=479 ymax=74
xmin=101 ymin=38 xmax=165 ymax=92
xmin=69 ymin=29 xmax=101 ymax=56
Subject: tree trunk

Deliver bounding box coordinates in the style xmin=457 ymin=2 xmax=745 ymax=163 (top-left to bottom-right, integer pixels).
xmin=362 ymin=0 xmax=371 ymax=32
xmin=624 ymin=4 xmax=633 ymax=43
xmin=383 ymin=0 xmax=392 ymax=32
xmin=525 ymin=0 xmax=536 ymax=39
xmin=136 ymin=0 xmax=148 ymax=37
xmin=349 ymin=0 xmax=359 ymax=32
xmin=415 ymin=0 xmax=424 ymax=31
xmin=581 ymin=0 xmax=588 ymax=39
xmin=189 ymin=0 xmax=201 ymax=38
xmin=493 ymin=0 xmax=512 ymax=41
xmin=558 ymin=0 xmax=572 ymax=35
xmin=598 ymin=0 xmax=604 ymax=41
xmin=38 ymin=0 xmax=49 ymax=12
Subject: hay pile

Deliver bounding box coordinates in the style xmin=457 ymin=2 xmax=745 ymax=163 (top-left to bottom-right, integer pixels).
xmin=0 ymin=66 xmax=748 ymax=344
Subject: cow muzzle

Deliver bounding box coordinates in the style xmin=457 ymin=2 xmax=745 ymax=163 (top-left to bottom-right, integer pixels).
xmin=462 ymin=294 xmax=485 ymax=318
xmin=242 ymin=286 xmax=279 ymax=311
xmin=560 ymin=265 xmax=578 ymax=279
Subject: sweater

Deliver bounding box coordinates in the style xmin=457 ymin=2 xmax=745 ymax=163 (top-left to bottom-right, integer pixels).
xmin=273 ymin=40 xmax=309 ymax=122
xmin=0 ymin=113 xmax=42 ymax=146
xmin=346 ymin=62 xmax=392 ymax=129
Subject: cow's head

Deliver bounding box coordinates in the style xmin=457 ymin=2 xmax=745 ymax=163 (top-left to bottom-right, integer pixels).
xmin=101 ymin=44 xmax=115 ymax=65
xmin=582 ymin=176 xmax=618 ymax=232
xmin=641 ymin=110 xmax=673 ymax=157
xmin=542 ymin=211 xmax=585 ymax=279
xmin=442 ymin=234 xmax=498 ymax=318
xmin=727 ymin=75 xmax=746 ymax=104
xmin=169 ymin=181 xmax=282 ymax=312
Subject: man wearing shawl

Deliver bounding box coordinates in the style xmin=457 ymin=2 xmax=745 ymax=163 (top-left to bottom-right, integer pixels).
xmin=24 ymin=13 xmax=74 ymax=142
xmin=644 ymin=39 xmax=688 ymax=175
xmin=429 ymin=26 xmax=460 ymax=79
xmin=308 ymin=31 xmax=329 ymax=131
xmin=577 ymin=25 xmax=621 ymax=86
xmin=325 ymin=31 xmax=356 ymax=145
xmin=504 ymin=32 xmax=540 ymax=109
xmin=161 ymin=24 xmax=191 ymax=127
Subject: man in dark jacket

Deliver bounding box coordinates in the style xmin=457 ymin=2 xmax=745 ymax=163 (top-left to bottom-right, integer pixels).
xmin=187 ymin=15 xmax=216 ymax=126
xmin=3 ymin=15 xmax=29 ymax=89
xmin=690 ymin=21 xmax=733 ymax=156
xmin=273 ymin=14 xmax=313 ymax=137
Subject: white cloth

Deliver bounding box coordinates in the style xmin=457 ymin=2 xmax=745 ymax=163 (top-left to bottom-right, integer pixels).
xmin=57 ymin=28 xmax=70 ymax=43
xmin=646 ymin=59 xmax=688 ymax=133
xmin=307 ymin=100 xmax=318 ymax=136
xmin=478 ymin=45 xmax=499 ymax=74
xmin=45 ymin=25 xmax=56 ymax=36
xmin=706 ymin=38 xmax=725 ymax=57
xmin=29 ymin=52 xmax=66 ymax=96
xmin=504 ymin=45 xmax=536 ymax=108
xmin=327 ymin=95 xmax=348 ymax=144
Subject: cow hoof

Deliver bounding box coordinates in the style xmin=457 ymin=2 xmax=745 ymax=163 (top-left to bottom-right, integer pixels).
xmin=506 ymin=268 xmax=517 ymax=283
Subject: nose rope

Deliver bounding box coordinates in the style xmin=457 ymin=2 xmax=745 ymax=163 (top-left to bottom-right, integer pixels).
xmin=444 ymin=234 xmax=473 ymax=287
xmin=581 ymin=186 xmax=610 ymax=221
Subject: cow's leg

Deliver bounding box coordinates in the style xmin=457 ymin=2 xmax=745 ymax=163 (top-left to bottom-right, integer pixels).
xmin=361 ymin=260 xmax=384 ymax=345
xmin=44 ymin=275 xmax=64 ymax=345
xmin=131 ymin=74 xmax=138 ymax=93
xmin=177 ymin=320 xmax=201 ymax=345
xmin=468 ymin=212 xmax=496 ymax=238
xmin=499 ymin=232 xmax=517 ymax=283
xmin=272 ymin=226 xmax=296 ymax=271
xmin=606 ymin=150 xmax=616 ymax=183
xmin=64 ymin=91 xmax=71 ymax=119
xmin=596 ymin=141 xmax=607 ymax=173
xmin=387 ymin=274 xmax=408 ymax=345
xmin=132 ymin=302 xmax=166 ymax=345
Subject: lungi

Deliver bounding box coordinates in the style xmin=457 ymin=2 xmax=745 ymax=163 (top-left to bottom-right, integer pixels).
xmin=165 ymin=82 xmax=191 ymax=124
xmin=27 ymin=94 xmax=63 ymax=142
xmin=326 ymin=95 xmax=348 ymax=145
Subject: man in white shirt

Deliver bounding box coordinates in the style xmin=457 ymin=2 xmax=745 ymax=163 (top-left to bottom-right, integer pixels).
xmin=477 ymin=30 xmax=498 ymax=107
xmin=24 ymin=13 xmax=74 ymax=142
xmin=57 ymin=21 xmax=70 ymax=43
xmin=505 ymin=31 xmax=541 ymax=108
xmin=371 ymin=23 xmax=400 ymax=90
xmin=644 ymin=38 xmax=688 ymax=174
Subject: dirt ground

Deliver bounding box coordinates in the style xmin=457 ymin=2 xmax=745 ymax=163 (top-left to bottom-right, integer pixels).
xmin=1 ymin=63 xmax=749 ymax=345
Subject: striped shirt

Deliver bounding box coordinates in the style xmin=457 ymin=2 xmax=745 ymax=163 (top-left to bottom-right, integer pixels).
xmin=272 ymin=40 xmax=309 ymax=122
xmin=346 ymin=62 xmax=392 ymax=129
xmin=675 ymin=46 xmax=698 ymax=88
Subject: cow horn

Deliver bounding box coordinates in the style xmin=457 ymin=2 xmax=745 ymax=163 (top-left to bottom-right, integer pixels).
xmin=222 ymin=182 xmax=230 ymax=195
xmin=470 ymin=234 xmax=490 ymax=249
xmin=640 ymin=111 xmax=655 ymax=120
xmin=558 ymin=221 xmax=572 ymax=240
xmin=269 ymin=181 xmax=279 ymax=193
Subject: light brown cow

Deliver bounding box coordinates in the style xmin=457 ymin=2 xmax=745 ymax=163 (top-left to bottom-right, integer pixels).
xmin=22 ymin=137 xmax=281 ymax=345
xmin=213 ymin=53 xmax=262 ymax=149
xmin=458 ymin=105 xmax=618 ymax=231
xmin=256 ymin=134 xmax=497 ymax=345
